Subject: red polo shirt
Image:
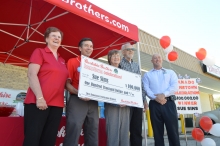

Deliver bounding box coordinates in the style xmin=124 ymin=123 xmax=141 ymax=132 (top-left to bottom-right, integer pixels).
xmin=67 ymin=56 xmax=81 ymax=90
xmin=24 ymin=47 xmax=68 ymax=107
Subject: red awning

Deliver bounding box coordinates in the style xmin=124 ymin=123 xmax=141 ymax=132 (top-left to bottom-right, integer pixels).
xmin=0 ymin=0 xmax=139 ymax=67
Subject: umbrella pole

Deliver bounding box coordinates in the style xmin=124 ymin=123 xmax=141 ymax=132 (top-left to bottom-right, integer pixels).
xmin=142 ymin=112 xmax=148 ymax=146
xmin=136 ymin=42 xmax=148 ymax=145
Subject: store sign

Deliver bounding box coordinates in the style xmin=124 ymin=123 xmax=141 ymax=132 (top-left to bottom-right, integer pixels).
xmin=202 ymin=64 xmax=220 ymax=78
xmin=204 ymin=65 xmax=220 ymax=78
xmin=0 ymin=88 xmax=26 ymax=105
xmin=175 ymin=79 xmax=202 ymax=114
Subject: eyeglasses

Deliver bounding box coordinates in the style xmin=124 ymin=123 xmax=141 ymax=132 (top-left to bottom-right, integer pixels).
xmin=125 ymin=48 xmax=135 ymax=51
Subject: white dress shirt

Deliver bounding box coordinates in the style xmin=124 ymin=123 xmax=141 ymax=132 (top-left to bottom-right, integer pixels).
xmin=142 ymin=68 xmax=178 ymax=100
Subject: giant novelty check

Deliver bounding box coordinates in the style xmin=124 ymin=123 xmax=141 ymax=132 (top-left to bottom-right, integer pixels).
xmin=78 ymin=55 xmax=143 ymax=108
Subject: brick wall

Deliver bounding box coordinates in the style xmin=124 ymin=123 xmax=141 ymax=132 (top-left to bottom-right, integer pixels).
xmin=0 ymin=63 xmax=28 ymax=90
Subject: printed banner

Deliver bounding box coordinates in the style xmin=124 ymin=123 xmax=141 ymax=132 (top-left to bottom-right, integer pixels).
xmin=45 ymin=0 xmax=139 ymax=41
xmin=55 ymin=117 xmax=84 ymax=146
xmin=78 ymin=55 xmax=143 ymax=108
xmin=175 ymin=79 xmax=202 ymax=114
xmin=0 ymin=88 xmax=26 ymax=106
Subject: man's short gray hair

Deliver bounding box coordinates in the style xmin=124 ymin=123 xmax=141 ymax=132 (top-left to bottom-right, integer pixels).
xmin=121 ymin=43 xmax=131 ymax=51
xmin=152 ymin=53 xmax=161 ymax=59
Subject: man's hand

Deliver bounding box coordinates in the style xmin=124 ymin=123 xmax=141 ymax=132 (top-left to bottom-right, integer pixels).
xmin=66 ymin=80 xmax=78 ymax=94
xmin=119 ymin=104 xmax=126 ymax=107
xmin=143 ymin=100 xmax=148 ymax=112
xmin=79 ymin=97 xmax=90 ymax=101
xmin=155 ymin=94 xmax=167 ymax=105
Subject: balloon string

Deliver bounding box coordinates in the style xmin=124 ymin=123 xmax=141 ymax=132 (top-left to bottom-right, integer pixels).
xmin=168 ymin=61 xmax=180 ymax=75
xmin=195 ymin=64 xmax=202 ymax=84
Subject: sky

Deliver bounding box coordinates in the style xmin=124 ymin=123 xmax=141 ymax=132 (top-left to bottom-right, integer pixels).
xmin=88 ymin=0 xmax=220 ymax=66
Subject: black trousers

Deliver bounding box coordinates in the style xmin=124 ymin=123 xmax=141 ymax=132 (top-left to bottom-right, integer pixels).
xmin=149 ymin=100 xmax=180 ymax=146
xmin=130 ymin=107 xmax=143 ymax=146
xmin=23 ymin=104 xmax=63 ymax=146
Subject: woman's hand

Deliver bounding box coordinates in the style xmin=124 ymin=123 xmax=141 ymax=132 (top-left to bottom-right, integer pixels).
xmin=36 ymin=97 xmax=48 ymax=110
xmin=79 ymin=97 xmax=90 ymax=101
xmin=28 ymin=63 xmax=46 ymax=109
xmin=143 ymin=100 xmax=148 ymax=112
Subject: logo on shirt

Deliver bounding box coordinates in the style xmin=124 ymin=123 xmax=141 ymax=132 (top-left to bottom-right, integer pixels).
xmin=114 ymin=69 xmax=118 ymax=74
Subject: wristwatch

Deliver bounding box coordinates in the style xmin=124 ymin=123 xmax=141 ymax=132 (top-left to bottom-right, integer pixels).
xmin=170 ymin=95 xmax=176 ymax=100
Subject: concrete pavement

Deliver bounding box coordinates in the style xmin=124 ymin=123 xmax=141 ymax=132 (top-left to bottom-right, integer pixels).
xmin=144 ymin=135 xmax=220 ymax=146
xmin=142 ymin=128 xmax=220 ymax=146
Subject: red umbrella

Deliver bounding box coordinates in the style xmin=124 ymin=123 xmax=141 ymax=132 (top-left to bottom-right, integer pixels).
xmin=0 ymin=0 xmax=139 ymax=67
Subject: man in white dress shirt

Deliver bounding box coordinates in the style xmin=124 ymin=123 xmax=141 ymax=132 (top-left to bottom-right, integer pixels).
xmin=142 ymin=54 xmax=180 ymax=146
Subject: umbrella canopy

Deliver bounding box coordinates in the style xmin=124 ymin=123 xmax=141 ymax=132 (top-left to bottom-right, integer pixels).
xmin=0 ymin=0 xmax=139 ymax=67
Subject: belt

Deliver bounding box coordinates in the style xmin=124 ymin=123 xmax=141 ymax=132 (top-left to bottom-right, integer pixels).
xmin=165 ymin=95 xmax=176 ymax=101
xmin=70 ymin=94 xmax=77 ymax=96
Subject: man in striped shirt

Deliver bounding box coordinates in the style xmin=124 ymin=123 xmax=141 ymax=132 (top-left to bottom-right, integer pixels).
xmin=120 ymin=43 xmax=148 ymax=146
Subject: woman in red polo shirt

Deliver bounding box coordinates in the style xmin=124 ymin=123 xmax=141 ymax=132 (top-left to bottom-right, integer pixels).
xmin=23 ymin=27 xmax=68 ymax=146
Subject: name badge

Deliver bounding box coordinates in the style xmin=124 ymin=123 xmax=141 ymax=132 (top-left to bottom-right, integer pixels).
xmin=77 ymin=67 xmax=81 ymax=72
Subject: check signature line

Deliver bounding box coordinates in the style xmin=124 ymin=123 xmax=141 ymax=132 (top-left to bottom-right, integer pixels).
xmin=84 ymin=84 xmax=134 ymax=97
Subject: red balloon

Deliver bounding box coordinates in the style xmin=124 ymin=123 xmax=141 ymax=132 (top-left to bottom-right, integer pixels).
xmin=200 ymin=116 xmax=213 ymax=131
xmin=191 ymin=128 xmax=204 ymax=142
xmin=168 ymin=51 xmax=178 ymax=61
xmin=160 ymin=36 xmax=171 ymax=49
xmin=195 ymin=48 xmax=207 ymax=60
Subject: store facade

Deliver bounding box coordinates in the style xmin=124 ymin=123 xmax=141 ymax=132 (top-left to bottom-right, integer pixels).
xmin=136 ymin=29 xmax=219 ymax=112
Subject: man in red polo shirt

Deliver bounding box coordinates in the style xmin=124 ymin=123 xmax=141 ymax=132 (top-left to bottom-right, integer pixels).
xmin=63 ymin=38 xmax=98 ymax=146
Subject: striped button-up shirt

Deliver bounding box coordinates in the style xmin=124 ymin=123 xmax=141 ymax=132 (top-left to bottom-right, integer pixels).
xmin=120 ymin=57 xmax=146 ymax=101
